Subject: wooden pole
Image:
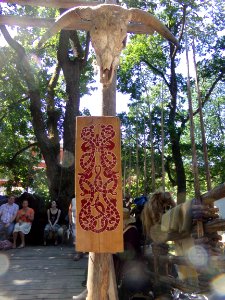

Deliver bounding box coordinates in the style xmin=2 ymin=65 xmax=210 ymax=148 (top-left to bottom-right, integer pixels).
xmin=148 ymin=101 xmax=156 ymax=192
xmin=86 ymin=73 xmax=118 ymax=300
xmin=123 ymin=145 xmax=127 ymax=198
xmin=161 ymin=81 xmax=165 ymax=191
xmin=128 ymin=129 xmax=132 ymax=196
xmin=192 ymin=39 xmax=212 ymax=192
xmin=144 ymin=129 xmax=147 ymax=195
xmin=201 ymin=182 xmax=225 ymax=205
xmin=185 ymin=22 xmax=204 ymax=238
xmin=136 ymin=118 xmax=140 ymax=196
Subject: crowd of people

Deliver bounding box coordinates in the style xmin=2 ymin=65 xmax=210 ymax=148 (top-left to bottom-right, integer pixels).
xmin=0 ymin=191 xmax=178 ymax=299
xmin=0 ymin=194 xmax=85 ymax=261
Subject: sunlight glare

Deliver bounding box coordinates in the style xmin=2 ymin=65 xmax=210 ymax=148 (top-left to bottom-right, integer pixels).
xmin=211 ymin=273 xmax=225 ymax=296
xmin=0 ymin=254 xmax=10 ymax=276
xmin=61 ymin=150 xmax=74 ymax=168
xmin=187 ymin=245 xmax=209 ymax=268
xmin=13 ymin=279 xmax=32 ymax=285
xmin=29 ymin=53 xmax=42 ymax=69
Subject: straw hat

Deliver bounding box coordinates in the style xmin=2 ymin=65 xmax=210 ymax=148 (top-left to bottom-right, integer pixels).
xmin=123 ymin=208 xmax=136 ymax=227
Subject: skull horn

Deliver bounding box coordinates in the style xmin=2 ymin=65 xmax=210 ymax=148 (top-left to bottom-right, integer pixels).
xmin=38 ymin=6 xmax=93 ymax=48
xmin=130 ymin=8 xmax=180 ymax=47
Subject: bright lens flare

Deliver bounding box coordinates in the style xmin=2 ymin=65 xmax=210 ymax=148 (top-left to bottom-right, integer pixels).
xmin=61 ymin=151 xmax=74 ymax=168
xmin=0 ymin=254 xmax=10 ymax=276
xmin=211 ymin=273 xmax=225 ymax=296
xmin=187 ymin=245 xmax=209 ymax=268
xmin=29 ymin=53 xmax=42 ymax=69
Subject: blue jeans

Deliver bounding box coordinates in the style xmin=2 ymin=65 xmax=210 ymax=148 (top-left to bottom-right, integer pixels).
xmin=0 ymin=222 xmax=15 ymax=240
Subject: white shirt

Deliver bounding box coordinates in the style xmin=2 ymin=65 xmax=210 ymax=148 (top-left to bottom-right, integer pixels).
xmin=0 ymin=203 xmax=19 ymax=224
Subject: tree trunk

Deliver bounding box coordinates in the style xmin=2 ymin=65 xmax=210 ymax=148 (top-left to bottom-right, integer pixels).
xmin=128 ymin=132 xmax=132 ymax=196
xmin=168 ymin=44 xmax=186 ymax=204
xmin=136 ymin=123 xmax=140 ymax=196
xmin=148 ymin=101 xmax=155 ymax=192
xmin=0 ymin=25 xmax=86 ymax=213
xmin=143 ymin=129 xmax=147 ymax=195
xmin=192 ymin=39 xmax=211 ymax=191
xmin=161 ymin=82 xmax=165 ymax=191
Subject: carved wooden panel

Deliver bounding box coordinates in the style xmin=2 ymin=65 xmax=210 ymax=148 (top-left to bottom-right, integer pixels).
xmin=75 ymin=116 xmax=123 ymax=253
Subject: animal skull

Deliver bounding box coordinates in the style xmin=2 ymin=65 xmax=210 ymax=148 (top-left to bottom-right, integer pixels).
xmin=89 ymin=6 xmax=130 ymax=85
xmin=38 ymin=4 xmax=179 ymax=86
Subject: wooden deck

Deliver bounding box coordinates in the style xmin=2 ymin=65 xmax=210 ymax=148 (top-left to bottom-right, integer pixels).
xmin=0 ymin=246 xmax=88 ymax=300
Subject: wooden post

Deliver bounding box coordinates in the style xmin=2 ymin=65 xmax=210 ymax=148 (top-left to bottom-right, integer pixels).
xmin=86 ymin=73 xmax=119 ymax=300
xmin=185 ymin=22 xmax=204 ymax=238
xmin=161 ymin=82 xmax=165 ymax=191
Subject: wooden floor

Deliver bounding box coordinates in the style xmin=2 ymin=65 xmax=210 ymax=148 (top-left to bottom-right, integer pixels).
xmin=0 ymin=245 xmax=88 ymax=300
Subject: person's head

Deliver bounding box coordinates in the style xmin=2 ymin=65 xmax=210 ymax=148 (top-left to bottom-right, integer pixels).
xmin=141 ymin=191 xmax=175 ymax=240
xmin=8 ymin=195 xmax=15 ymax=205
xmin=123 ymin=208 xmax=135 ymax=229
xmin=22 ymin=199 xmax=29 ymax=208
xmin=51 ymin=201 xmax=57 ymax=208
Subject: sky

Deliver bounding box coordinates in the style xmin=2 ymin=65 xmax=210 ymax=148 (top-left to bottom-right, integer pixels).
xmin=79 ymin=50 xmax=196 ymax=116
xmin=80 ymin=87 xmax=130 ymax=116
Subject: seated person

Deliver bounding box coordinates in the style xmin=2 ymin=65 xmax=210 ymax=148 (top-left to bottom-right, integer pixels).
xmin=44 ymin=201 xmax=61 ymax=246
xmin=0 ymin=195 xmax=19 ymax=240
xmin=114 ymin=208 xmax=150 ymax=300
xmin=13 ymin=199 xmax=34 ymax=248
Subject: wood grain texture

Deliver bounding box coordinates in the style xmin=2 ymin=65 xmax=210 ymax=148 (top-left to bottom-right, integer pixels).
xmin=0 ymin=246 xmax=88 ymax=300
xmin=75 ymin=116 xmax=123 ymax=253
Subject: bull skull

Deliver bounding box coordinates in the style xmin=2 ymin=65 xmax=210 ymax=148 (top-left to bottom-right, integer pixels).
xmin=38 ymin=4 xmax=179 ymax=86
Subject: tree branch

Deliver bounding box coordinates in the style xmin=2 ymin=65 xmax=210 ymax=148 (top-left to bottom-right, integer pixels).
xmin=165 ymin=157 xmax=177 ymax=186
xmin=0 ymin=25 xmax=52 ymax=156
xmin=184 ymin=71 xmax=225 ymax=123
xmin=83 ymin=31 xmax=90 ymax=65
xmin=69 ymin=30 xmax=84 ymax=59
xmin=46 ymin=62 xmax=61 ymax=144
xmin=172 ymin=5 xmax=186 ymax=58
xmin=141 ymin=58 xmax=170 ymax=89
xmin=9 ymin=142 xmax=39 ymax=165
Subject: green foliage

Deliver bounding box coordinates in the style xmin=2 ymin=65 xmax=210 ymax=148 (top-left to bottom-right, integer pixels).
xmin=0 ymin=4 xmax=95 ymax=197
xmin=118 ymin=0 xmax=225 ymax=200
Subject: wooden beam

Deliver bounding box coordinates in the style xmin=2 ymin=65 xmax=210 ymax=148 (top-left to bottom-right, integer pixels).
xmin=147 ymin=270 xmax=200 ymax=293
xmin=148 ymin=254 xmax=225 ymax=269
xmin=202 ymin=182 xmax=225 ymax=205
xmin=0 ymin=0 xmax=101 ymax=8
xmin=0 ymin=15 xmax=91 ymax=31
xmin=0 ymin=15 xmax=155 ymax=35
xmin=204 ymin=219 xmax=225 ymax=233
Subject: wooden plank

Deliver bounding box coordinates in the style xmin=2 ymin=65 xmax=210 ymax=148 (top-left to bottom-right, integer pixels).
xmin=0 ymin=0 xmax=100 ymax=8
xmin=0 ymin=246 xmax=88 ymax=300
xmin=0 ymin=15 xmax=91 ymax=31
xmin=0 ymin=284 xmax=84 ymax=290
xmin=75 ymin=116 xmax=123 ymax=253
xmin=202 ymin=182 xmax=225 ymax=205
xmin=0 ymin=15 xmax=155 ymax=35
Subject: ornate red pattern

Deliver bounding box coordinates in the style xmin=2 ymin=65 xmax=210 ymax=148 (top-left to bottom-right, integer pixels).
xmin=78 ymin=124 xmax=120 ymax=233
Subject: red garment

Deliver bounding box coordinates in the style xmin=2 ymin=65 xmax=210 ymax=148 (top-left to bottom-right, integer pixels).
xmin=17 ymin=208 xmax=34 ymax=223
